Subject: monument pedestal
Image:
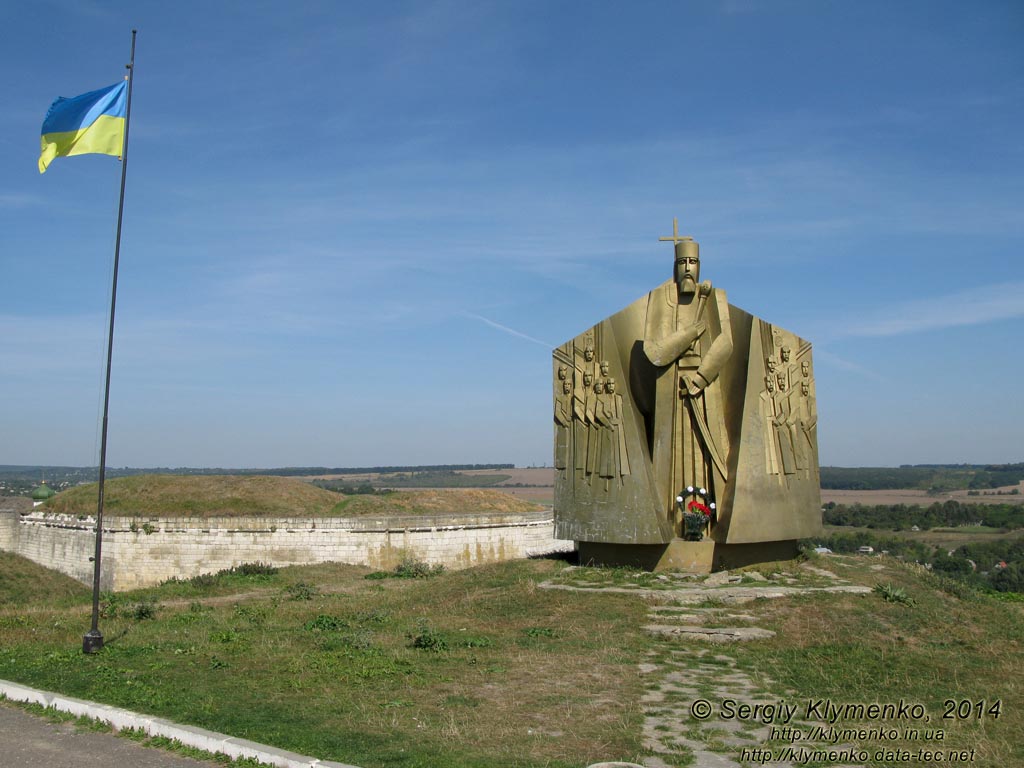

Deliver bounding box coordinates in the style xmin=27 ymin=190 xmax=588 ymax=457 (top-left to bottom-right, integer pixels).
xmin=578 ymin=539 xmax=715 ymax=574
xmin=577 ymin=538 xmax=801 ymax=574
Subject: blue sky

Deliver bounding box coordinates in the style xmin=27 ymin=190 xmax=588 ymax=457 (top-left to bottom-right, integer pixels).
xmin=2 ymin=1 xmax=1022 ymax=469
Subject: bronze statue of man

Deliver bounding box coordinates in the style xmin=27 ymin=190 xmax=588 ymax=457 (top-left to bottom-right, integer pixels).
xmin=642 ymin=235 xmax=733 ymax=524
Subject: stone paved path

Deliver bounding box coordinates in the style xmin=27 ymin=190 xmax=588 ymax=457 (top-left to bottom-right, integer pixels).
xmin=543 ymin=562 xmax=872 ymax=768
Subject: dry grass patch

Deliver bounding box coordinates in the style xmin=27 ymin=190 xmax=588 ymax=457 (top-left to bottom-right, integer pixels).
xmin=45 ymin=474 xmax=343 ymax=517
xmin=334 ymin=488 xmax=541 ymax=516
xmin=42 ymin=474 xmax=541 ymax=519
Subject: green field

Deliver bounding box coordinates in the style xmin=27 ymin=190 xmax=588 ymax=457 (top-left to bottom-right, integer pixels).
xmin=1 ymin=550 xmax=1022 ymax=768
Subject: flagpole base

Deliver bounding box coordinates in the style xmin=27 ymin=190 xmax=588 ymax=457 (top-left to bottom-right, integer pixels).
xmin=82 ymin=629 xmax=104 ymax=654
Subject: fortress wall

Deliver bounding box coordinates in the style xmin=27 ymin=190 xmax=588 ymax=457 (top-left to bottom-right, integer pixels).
xmin=0 ymin=509 xmax=18 ymax=552
xmin=3 ymin=511 xmax=98 ymax=585
xmin=7 ymin=510 xmax=572 ymax=591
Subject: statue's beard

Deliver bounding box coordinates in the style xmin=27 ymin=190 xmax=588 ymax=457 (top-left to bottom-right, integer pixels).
xmin=677 ymin=275 xmax=698 ymax=295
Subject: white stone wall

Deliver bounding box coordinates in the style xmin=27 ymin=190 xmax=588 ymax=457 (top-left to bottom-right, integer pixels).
xmin=3 ymin=510 xmax=573 ymax=591
xmin=0 ymin=509 xmax=18 ymax=553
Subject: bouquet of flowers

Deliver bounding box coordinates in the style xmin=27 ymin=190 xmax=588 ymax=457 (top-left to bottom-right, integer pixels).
xmin=677 ymin=487 xmax=715 ymax=541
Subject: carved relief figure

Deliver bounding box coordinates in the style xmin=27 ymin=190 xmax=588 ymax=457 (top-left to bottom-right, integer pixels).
xmin=554 ymin=378 xmax=572 ymax=470
xmin=772 ymin=374 xmax=797 ymax=474
xmin=797 ymin=379 xmax=818 ymax=475
xmin=594 ymin=377 xmax=630 ymax=484
xmin=587 ymin=380 xmax=604 ymax=476
xmin=759 ymin=375 xmax=779 ymax=475
xmin=572 ymin=370 xmax=593 ymax=474
xmin=642 ymin=227 xmax=733 ymax=515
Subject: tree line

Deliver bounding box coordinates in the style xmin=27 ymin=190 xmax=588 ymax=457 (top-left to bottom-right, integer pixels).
xmin=823 ymin=500 xmax=1024 ymax=531
xmin=820 ymin=463 xmax=1024 ymax=491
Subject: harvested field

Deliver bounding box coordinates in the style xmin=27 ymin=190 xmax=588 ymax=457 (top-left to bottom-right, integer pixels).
xmin=822 ymin=481 xmax=1024 ymax=507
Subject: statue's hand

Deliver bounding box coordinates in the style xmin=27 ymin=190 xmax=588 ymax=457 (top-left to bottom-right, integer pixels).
xmin=685 ymin=371 xmax=710 ymax=397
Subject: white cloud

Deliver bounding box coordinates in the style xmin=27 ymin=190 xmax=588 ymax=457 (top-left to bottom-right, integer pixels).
xmin=462 ymin=312 xmax=553 ymax=348
xmin=840 ymin=281 xmax=1024 ymax=338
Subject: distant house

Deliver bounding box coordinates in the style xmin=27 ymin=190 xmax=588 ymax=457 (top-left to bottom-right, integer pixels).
xmin=857 ymin=546 xmax=874 ymax=554
xmin=814 ymin=546 xmax=832 ymax=554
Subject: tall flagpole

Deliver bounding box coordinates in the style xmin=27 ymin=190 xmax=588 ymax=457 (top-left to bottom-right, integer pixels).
xmin=84 ymin=29 xmax=137 ymax=655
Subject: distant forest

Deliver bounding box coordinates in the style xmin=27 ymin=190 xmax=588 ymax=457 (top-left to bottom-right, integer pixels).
xmin=824 ymin=500 xmax=1024 ymax=531
xmin=820 ymin=463 xmax=1024 ymax=491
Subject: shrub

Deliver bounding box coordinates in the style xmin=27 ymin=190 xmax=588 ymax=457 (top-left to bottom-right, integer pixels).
xmin=408 ymin=620 xmax=448 ymax=651
xmin=393 ymin=557 xmax=446 ymax=579
xmin=285 ymin=582 xmax=319 ymax=601
xmin=226 ymin=562 xmax=278 ymax=577
xmin=873 ymin=582 xmax=915 ymax=606
xmin=303 ymin=614 xmax=349 ymax=632
xmin=131 ymin=601 xmax=157 ymax=620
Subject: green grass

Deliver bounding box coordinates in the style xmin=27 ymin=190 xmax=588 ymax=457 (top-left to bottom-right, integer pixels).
xmin=0 ymin=554 xmax=647 ymax=768
xmin=729 ymin=559 xmax=1024 ymax=767
xmin=2 ymin=551 xmax=1021 ymax=768
xmin=0 ymin=552 xmax=91 ymax=606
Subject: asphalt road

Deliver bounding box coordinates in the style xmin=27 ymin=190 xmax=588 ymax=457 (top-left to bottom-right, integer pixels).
xmin=0 ymin=701 xmax=216 ymax=768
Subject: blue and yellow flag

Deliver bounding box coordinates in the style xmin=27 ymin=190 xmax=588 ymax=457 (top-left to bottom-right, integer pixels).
xmin=39 ymin=81 xmax=127 ymax=174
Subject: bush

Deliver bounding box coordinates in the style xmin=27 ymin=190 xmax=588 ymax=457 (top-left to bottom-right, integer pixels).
xmin=366 ymin=558 xmax=446 ymax=580
xmin=394 ymin=557 xmax=445 ymax=579
xmin=408 ymin=620 xmax=448 ymax=651
xmin=304 ymin=614 xmax=349 ymax=632
xmin=873 ymin=583 xmax=915 ymax=606
xmin=285 ymin=581 xmax=319 ymax=601
xmin=131 ymin=601 xmax=157 ymax=620
xmin=225 ymin=562 xmax=279 ymax=577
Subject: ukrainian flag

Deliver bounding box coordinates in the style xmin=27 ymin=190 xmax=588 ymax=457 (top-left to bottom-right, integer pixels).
xmin=39 ymin=81 xmax=127 ymax=174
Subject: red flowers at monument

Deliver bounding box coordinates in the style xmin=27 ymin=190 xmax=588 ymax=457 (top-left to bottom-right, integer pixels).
xmin=687 ymin=500 xmax=711 ymax=516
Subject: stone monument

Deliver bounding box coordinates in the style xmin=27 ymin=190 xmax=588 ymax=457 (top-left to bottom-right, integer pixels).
xmin=553 ymin=219 xmax=822 ymax=571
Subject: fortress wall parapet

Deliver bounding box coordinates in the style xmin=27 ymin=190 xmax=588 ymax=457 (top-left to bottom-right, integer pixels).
xmin=3 ymin=509 xmax=572 ymax=591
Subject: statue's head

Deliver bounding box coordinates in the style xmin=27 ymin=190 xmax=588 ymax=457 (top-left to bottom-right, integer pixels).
xmin=599 ymin=360 xmax=610 ymax=375
xmin=557 ymin=364 xmax=568 ymax=380
xmin=562 ymin=379 xmax=572 ymax=394
xmin=766 ymin=356 xmax=776 ymax=373
xmin=593 ymin=381 xmax=603 ymax=394
xmin=781 ymin=347 xmax=791 ymax=363
xmin=583 ymin=372 xmax=593 ymax=387
xmin=673 ymin=239 xmax=700 ymax=295
xmin=777 ymin=373 xmax=787 ymax=391
xmin=801 ymin=361 xmax=809 ymax=376
xmin=584 ymin=345 xmax=595 ymax=362
xmin=801 ymin=381 xmax=810 ymax=396
xmin=606 ymin=378 xmax=616 ymax=394
xmin=765 ymin=376 xmax=775 ymax=392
